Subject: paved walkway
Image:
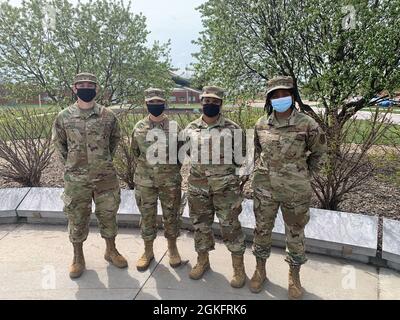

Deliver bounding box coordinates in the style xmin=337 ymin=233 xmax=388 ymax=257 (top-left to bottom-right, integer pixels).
xmin=0 ymin=224 xmax=399 ymax=300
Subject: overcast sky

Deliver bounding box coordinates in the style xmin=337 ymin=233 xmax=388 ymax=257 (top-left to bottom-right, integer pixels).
xmin=8 ymin=0 xmax=206 ymax=75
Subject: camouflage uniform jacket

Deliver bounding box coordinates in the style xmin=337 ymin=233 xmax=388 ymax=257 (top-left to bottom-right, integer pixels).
xmin=131 ymin=115 xmax=182 ymax=188
xmin=254 ymin=108 xmax=327 ymax=195
xmin=52 ymin=102 xmax=120 ymax=175
xmin=184 ymin=114 xmax=246 ymax=181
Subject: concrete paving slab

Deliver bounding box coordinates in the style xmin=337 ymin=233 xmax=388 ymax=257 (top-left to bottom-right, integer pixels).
xmin=379 ymin=267 xmax=400 ymax=300
xmin=0 ymin=224 xmax=394 ymax=300
xmin=0 ymin=288 xmax=142 ymax=300
xmin=136 ymin=231 xmax=380 ymax=300
xmin=136 ymin=231 xmax=274 ymax=300
xmin=300 ymin=252 xmax=379 ymax=299
xmin=0 ymin=224 xmax=167 ymax=300
xmin=0 ymin=224 xmax=20 ymax=240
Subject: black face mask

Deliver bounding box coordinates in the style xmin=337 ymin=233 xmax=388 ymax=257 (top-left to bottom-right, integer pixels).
xmin=147 ymin=104 xmax=165 ymax=117
xmin=202 ymin=103 xmax=220 ymax=117
xmin=76 ymin=88 xmax=96 ymax=102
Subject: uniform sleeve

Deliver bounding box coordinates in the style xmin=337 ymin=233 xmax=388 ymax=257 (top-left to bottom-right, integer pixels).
xmin=230 ymin=124 xmax=251 ymax=185
xmin=51 ymin=116 xmax=68 ymax=164
xmin=233 ymin=125 xmax=247 ymax=167
xmin=254 ymin=126 xmax=262 ymax=163
xmin=306 ymin=122 xmax=327 ymax=174
xmin=109 ymin=116 xmax=121 ymax=159
xmin=131 ymin=126 xmax=140 ymax=163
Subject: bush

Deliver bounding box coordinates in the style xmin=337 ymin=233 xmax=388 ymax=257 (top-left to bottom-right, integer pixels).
xmin=113 ymin=111 xmax=146 ymax=189
xmin=0 ymin=107 xmax=57 ymax=186
xmin=225 ymin=103 xmax=264 ymax=129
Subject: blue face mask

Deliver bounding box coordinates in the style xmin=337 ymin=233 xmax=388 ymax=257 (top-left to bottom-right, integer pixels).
xmin=271 ymin=96 xmax=293 ymax=113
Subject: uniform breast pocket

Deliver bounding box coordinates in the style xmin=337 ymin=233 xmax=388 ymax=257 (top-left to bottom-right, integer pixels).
xmin=65 ymin=122 xmax=84 ymax=149
xmin=258 ymin=130 xmax=280 ymax=154
xmin=100 ymin=119 xmax=116 ymax=143
xmin=283 ymin=132 xmax=306 ymax=159
xmin=101 ymin=120 xmax=113 ymax=140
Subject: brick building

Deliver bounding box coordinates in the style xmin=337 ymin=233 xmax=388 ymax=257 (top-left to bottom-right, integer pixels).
xmin=169 ymin=86 xmax=201 ymax=104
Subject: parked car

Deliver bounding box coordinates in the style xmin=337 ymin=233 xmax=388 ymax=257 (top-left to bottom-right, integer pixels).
xmin=370 ymin=96 xmax=399 ymax=107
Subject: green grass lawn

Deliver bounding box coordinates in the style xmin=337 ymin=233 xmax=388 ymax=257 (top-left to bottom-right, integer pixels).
xmin=168 ymin=103 xmax=201 ymax=109
xmin=0 ymin=104 xmax=58 ymax=113
xmin=362 ymin=106 xmax=400 ymax=114
xmin=0 ymin=103 xmax=55 ymax=108
xmin=1 ymin=103 xmax=399 ymax=145
xmin=345 ymin=120 xmax=400 ymax=145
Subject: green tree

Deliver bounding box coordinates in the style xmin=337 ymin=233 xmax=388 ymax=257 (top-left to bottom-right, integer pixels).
xmin=0 ymin=0 xmax=173 ymax=107
xmin=194 ymin=0 xmax=400 ymax=210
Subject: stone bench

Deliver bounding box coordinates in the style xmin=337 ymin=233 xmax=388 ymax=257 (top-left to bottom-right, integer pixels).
xmin=16 ymin=188 xmax=142 ymax=226
xmin=383 ymin=218 xmax=400 ymax=271
xmin=14 ymin=187 xmax=379 ymax=265
xmin=237 ymin=200 xmax=378 ymax=263
xmin=0 ymin=188 xmax=31 ymax=224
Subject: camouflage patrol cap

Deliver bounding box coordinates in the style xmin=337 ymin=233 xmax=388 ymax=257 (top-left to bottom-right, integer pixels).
xmin=144 ymin=88 xmax=166 ymax=102
xmin=200 ymin=86 xmax=224 ymax=100
xmin=73 ymin=72 xmax=97 ymax=85
xmin=266 ymin=76 xmax=294 ymax=96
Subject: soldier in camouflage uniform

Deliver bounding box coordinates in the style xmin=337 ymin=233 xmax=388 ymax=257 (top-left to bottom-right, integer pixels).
xmin=52 ymin=73 xmax=128 ymax=279
xmin=250 ymin=76 xmax=327 ymax=299
xmin=185 ymin=86 xmax=247 ymax=288
xmin=131 ymin=88 xmax=183 ymax=271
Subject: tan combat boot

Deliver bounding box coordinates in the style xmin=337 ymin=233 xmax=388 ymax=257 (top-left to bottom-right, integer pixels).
xmin=69 ymin=242 xmax=85 ymax=279
xmin=249 ymin=257 xmax=267 ymax=293
xmin=136 ymin=240 xmax=154 ymax=271
xmin=189 ymin=252 xmax=210 ymax=280
xmin=167 ymin=238 xmax=182 ymax=268
xmin=288 ymin=265 xmax=303 ymax=299
xmin=104 ymin=237 xmax=128 ymax=268
xmin=230 ymin=254 xmax=246 ymax=288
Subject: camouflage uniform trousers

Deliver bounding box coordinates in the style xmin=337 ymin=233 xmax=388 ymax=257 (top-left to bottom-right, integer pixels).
xmin=135 ymin=183 xmax=182 ymax=241
xmin=62 ymin=172 xmax=120 ymax=243
xmin=252 ymin=176 xmax=311 ymax=266
xmin=188 ymin=175 xmax=246 ymax=256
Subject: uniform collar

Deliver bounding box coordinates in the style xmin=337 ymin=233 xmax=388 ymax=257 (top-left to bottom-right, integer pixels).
xmin=267 ymin=108 xmax=298 ymax=128
xmin=197 ymin=114 xmax=225 ymax=129
xmin=71 ymin=102 xmax=101 ymax=119
xmin=147 ymin=114 xmax=169 ymax=129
